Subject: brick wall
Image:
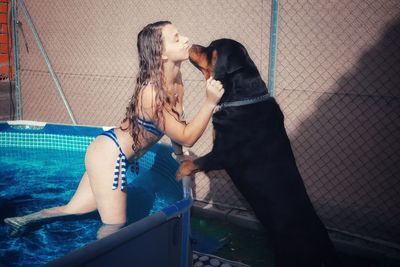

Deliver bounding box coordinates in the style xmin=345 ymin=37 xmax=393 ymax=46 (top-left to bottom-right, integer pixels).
xmin=0 ymin=0 xmax=12 ymax=80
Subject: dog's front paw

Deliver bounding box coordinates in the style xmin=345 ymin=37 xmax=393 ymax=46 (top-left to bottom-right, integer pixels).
xmin=176 ymin=160 xmax=198 ymax=180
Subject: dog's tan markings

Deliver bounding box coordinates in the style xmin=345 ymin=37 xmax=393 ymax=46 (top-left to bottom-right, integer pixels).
xmin=190 ymin=52 xmax=204 ymax=67
xmin=203 ymin=69 xmax=211 ymax=80
xmin=176 ymin=160 xmax=199 ymax=179
xmin=191 ymin=52 xmax=210 ymax=79
xmin=189 ymin=46 xmax=218 ymax=80
xmin=211 ymin=49 xmax=218 ymax=67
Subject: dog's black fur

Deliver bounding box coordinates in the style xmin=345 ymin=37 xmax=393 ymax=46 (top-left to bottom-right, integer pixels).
xmin=178 ymin=39 xmax=339 ymax=267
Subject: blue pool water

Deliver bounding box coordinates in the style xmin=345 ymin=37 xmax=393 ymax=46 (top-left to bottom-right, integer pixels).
xmin=0 ymin=123 xmax=182 ymax=267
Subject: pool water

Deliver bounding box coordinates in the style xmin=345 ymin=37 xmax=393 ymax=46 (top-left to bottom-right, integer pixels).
xmin=0 ymin=144 xmax=182 ymax=267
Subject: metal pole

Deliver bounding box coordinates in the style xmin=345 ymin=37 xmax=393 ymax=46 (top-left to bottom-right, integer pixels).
xmin=11 ymin=0 xmax=21 ymax=119
xmin=181 ymin=177 xmax=192 ymax=267
xmin=18 ymin=0 xmax=77 ymax=124
xmin=268 ymin=0 xmax=279 ymax=97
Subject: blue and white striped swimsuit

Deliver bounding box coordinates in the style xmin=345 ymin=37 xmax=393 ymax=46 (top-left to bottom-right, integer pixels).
xmin=137 ymin=117 xmax=164 ymax=137
xmin=99 ymin=128 xmax=128 ymax=190
xmin=99 ymin=120 xmax=164 ymax=190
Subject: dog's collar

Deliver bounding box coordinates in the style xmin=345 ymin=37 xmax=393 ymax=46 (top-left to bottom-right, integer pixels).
xmin=214 ymin=93 xmax=270 ymax=112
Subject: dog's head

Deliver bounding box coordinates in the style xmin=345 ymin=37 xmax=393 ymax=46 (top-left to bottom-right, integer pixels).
xmin=189 ymin=39 xmax=266 ymax=101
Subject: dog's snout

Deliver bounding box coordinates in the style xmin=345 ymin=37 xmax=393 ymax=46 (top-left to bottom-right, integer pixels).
xmin=189 ymin=44 xmax=205 ymax=66
xmin=189 ymin=44 xmax=204 ymax=52
xmin=188 ymin=44 xmax=212 ymax=80
xmin=189 ymin=44 xmax=205 ymax=58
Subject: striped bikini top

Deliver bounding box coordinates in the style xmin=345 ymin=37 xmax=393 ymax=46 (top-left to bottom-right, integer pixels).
xmin=137 ymin=117 xmax=164 ymax=137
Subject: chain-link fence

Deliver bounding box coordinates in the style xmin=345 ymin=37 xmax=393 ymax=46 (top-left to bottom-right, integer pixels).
xmin=10 ymin=0 xmax=400 ymax=247
xmin=276 ymin=0 xmax=400 ymax=245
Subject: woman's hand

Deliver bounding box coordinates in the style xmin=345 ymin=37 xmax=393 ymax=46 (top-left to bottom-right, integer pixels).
xmin=205 ymin=77 xmax=224 ymax=106
xmin=162 ymin=77 xmax=224 ymax=147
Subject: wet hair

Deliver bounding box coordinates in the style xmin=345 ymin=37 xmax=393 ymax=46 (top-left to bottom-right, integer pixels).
xmin=122 ymin=20 xmax=172 ymax=152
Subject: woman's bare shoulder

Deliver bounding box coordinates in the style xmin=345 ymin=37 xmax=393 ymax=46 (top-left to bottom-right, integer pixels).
xmin=139 ymin=83 xmax=157 ymax=108
xmin=137 ymin=83 xmax=160 ymax=120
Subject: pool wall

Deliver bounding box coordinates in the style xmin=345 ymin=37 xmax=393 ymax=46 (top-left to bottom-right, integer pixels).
xmin=45 ymin=177 xmax=193 ymax=267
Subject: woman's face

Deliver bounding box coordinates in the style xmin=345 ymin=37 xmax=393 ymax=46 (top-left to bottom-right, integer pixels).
xmin=161 ymin=24 xmax=191 ymax=63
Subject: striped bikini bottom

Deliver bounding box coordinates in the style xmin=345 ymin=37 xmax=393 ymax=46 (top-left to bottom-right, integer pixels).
xmin=99 ymin=128 xmax=138 ymax=190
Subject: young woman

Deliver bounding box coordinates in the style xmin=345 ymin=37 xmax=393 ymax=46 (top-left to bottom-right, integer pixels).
xmin=4 ymin=21 xmax=224 ymax=239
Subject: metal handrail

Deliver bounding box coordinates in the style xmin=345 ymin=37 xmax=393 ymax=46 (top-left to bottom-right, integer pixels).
xmin=18 ymin=0 xmax=77 ymax=124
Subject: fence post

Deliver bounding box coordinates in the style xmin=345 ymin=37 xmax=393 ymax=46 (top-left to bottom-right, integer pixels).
xmin=268 ymin=0 xmax=279 ymax=97
xmin=11 ymin=0 xmax=21 ymax=119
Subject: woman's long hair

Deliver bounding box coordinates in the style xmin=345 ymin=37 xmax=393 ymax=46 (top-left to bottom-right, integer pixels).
xmin=122 ymin=21 xmax=171 ymax=152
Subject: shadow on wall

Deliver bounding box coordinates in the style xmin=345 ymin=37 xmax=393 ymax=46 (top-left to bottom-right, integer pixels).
xmin=289 ymin=16 xmax=400 ymax=244
xmin=195 ymin=15 xmax=400 ymax=245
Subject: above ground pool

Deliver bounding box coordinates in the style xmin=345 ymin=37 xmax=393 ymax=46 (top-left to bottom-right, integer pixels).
xmin=0 ymin=121 xmax=184 ymax=267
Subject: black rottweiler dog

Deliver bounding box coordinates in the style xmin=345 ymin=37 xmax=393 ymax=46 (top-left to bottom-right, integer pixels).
xmin=177 ymin=39 xmax=339 ymax=267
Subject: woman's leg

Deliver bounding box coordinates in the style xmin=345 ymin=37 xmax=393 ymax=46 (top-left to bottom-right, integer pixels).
xmin=5 ymin=134 xmax=127 ymax=239
xmin=63 ymin=172 xmax=97 ymax=214
xmin=85 ymin=135 xmax=127 ymax=238
xmin=4 ymin=172 xmax=97 ymax=228
xmin=96 ymin=223 xmax=126 ymax=240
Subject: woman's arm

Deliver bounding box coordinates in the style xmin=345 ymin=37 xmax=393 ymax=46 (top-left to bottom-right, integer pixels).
xmin=163 ymin=77 xmax=223 ymax=147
